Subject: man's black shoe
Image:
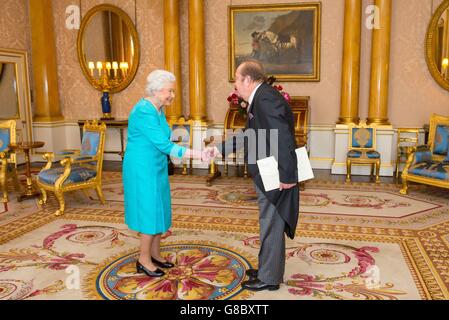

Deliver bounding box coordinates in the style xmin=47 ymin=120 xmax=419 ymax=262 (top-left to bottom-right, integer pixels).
xmin=245 ymin=268 xmax=258 ymax=278
xmin=241 ymin=278 xmax=280 ymax=291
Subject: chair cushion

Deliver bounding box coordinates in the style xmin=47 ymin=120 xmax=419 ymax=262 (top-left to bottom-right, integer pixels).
xmin=0 ymin=128 xmax=10 ymax=152
xmin=366 ymin=150 xmax=381 ymax=159
xmin=80 ymin=131 xmax=100 ymax=156
xmin=347 ymin=150 xmax=380 ymax=159
xmin=409 ymin=162 xmax=449 ymax=180
xmin=347 ymin=150 xmax=362 ymax=158
xmin=38 ymin=166 xmax=97 ymax=186
xmin=433 ymin=125 xmax=449 ymax=155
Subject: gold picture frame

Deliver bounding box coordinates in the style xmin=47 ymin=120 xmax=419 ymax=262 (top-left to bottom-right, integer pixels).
xmin=229 ymin=2 xmax=321 ymax=82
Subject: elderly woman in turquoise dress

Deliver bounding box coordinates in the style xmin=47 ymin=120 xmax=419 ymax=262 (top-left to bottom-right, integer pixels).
xmin=123 ymin=70 xmax=211 ymax=277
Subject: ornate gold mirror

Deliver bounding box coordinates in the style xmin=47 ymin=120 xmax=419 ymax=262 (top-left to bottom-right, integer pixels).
xmin=77 ymin=4 xmax=140 ymax=94
xmin=426 ymin=0 xmax=449 ymax=91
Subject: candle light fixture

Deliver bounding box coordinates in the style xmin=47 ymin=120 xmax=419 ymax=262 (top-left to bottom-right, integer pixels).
xmin=86 ymin=60 xmax=130 ymax=120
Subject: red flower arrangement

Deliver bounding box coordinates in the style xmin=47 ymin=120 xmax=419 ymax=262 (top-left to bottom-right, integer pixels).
xmin=227 ymin=76 xmax=291 ymax=116
xmin=227 ymin=89 xmax=248 ymax=116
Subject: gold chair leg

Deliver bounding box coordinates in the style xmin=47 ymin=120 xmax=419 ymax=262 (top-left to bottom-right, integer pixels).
xmin=1 ymin=184 xmax=7 ymax=203
xmin=1 ymin=158 xmax=8 ymax=203
xmin=346 ymin=159 xmax=351 ymax=183
xmin=54 ymin=189 xmax=65 ymax=216
xmin=206 ymin=160 xmax=221 ymax=187
xmin=370 ymin=163 xmax=374 ymax=177
xmin=182 ymin=163 xmax=188 ymax=175
xmin=375 ymin=160 xmax=381 ymax=183
xmin=395 ymin=155 xmax=400 ymax=179
xmin=38 ymin=188 xmax=47 ymax=205
xmin=400 ymin=176 xmax=408 ymax=195
xmin=209 ymin=159 xmax=216 ymax=176
xmin=95 ymin=185 xmax=105 ymax=204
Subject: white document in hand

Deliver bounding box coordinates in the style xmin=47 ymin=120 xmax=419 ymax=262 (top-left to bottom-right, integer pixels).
xmin=295 ymin=147 xmax=315 ymax=183
xmin=256 ymin=147 xmax=314 ymax=192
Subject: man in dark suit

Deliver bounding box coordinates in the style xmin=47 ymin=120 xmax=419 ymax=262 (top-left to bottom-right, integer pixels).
xmin=213 ymin=60 xmax=299 ymax=291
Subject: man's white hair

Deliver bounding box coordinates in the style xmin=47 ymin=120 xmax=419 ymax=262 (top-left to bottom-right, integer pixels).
xmin=145 ymin=70 xmax=176 ymax=97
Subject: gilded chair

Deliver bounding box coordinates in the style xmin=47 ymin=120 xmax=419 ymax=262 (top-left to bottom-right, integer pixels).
xmin=37 ymin=120 xmax=106 ymax=216
xmin=169 ymin=117 xmax=193 ymax=175
xmin=346 ymin=121 xmax=381 ymax=183
xmin=395 ymin=128 xmax=419 ymax=178
xmin=0 ymin=120 xmax=20 ymax=203
xmin=400 ymin=114 xmax=449 ymax=194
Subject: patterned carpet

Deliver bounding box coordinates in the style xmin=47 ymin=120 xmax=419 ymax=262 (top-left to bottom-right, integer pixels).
xmin=1 ymin=172 xmax=449 ymax=300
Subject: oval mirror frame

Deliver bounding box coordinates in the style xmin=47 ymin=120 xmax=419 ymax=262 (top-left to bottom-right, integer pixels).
xmin=425 ymin=0 xmax=449 ymax=91
xmin=77 ymin=4 xmax=140 ymax=94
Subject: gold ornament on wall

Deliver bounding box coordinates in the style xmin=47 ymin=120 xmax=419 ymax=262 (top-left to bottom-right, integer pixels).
xmin=426 ymin=0 xmax=449 ymax=91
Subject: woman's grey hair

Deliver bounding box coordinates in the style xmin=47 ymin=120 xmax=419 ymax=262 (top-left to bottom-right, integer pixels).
xmin=145 ymin=70 xmax=176 ymax=97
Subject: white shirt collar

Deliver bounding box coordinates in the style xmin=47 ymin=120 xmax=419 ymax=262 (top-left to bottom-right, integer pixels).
xmin=247 ymin=82 xmax=263 ymax=110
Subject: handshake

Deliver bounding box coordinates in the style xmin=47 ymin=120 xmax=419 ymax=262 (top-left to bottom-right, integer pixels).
xmin=185 ymin=146 xmax=221 ymax=162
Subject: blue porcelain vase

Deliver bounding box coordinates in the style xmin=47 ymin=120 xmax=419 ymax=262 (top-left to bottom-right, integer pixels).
xmin=101 ymin=91 xmax=111 ymax=114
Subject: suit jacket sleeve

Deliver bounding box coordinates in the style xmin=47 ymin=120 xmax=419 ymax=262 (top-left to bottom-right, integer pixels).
xmin=257 ymin=93 xmax=298 ymax=184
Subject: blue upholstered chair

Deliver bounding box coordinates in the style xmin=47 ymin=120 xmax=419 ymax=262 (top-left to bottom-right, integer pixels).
xmin=37 ymin=120 xmax=106 ymax=216
xmin=346 ymin=121 xmax=381 ymax=183
xmin=401 ymin=114 xmax=449 ymax=194
xmin=0 ymin=120 xmax=21 ymax=203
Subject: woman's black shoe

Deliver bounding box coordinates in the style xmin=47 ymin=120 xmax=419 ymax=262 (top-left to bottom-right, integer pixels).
xmin=136 ymin=261 xmax=165 ymax=277
xmin=151 ymin=257 xmax=175 ymax=269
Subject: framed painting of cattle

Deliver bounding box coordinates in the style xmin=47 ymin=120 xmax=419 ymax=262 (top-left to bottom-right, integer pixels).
xmin=228 ymin=2 xmax=321 ymax=82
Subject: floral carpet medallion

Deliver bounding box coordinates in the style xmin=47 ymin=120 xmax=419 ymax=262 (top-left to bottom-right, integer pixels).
xmin=89 ymin=243 xmax=252 ymax=300
xmin=284 ymin=243 xmax=406 ymax=300
xmin=241 ymin=236 xmax=413 ymax=300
